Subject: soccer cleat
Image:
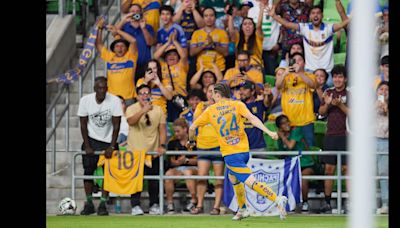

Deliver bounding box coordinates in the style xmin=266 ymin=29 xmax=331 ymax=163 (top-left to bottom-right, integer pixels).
xmin=149 ymin=204 xmax=161 ymax=215
xmin=275 ymin=196 xmax=288 ymax=220
xmin=97 ymin=201 xmax=109 ymax=216
xmin=80 ymin=201 xmax=95 ymax=215
xmin=131 ymin=205 xmax=144 ymax=215
xmin=232 ymin=208 xmax=250 ymax=221
xmin=167 ymin=203 xmax=175 ymax=214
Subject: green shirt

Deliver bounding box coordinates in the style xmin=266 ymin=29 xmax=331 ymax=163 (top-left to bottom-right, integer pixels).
xmin=278 ymin=127 xmax=314 ymax=168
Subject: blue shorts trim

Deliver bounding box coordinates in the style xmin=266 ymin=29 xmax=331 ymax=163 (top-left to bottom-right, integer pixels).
xmin=224 ymin=152 xmax=251 ymax=182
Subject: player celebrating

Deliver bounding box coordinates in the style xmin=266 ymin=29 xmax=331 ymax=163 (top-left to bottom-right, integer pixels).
xmin=188 ymin=82 xmax=288 ymax=220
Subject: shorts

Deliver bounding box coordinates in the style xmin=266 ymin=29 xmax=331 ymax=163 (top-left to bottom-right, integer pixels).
xmin=224 ymin=152 xmax=251 ymax=183
xmin=197 ymin=147 xmax=224 ymax=164
xmin=320 ymin=135 xmax=347 ymax=165
xmin=81 ymin=137 xmax=114 ymax=180
xmin=175 ymin=166 xmax=198 ymax=172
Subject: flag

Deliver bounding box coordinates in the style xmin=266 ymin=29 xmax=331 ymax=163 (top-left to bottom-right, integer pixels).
xmin=97 ymin=147 xmax=146 ymax=195
xmin=223 ymin=156 xmax=302 ymax=216
xmin=47 ymin=15 xmax=106 ymax=85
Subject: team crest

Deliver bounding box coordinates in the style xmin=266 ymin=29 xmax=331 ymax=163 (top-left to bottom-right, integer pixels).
xmin=246 ymin=169 xmax=280 ymax=212
xmin=321 ymin=33 xmax=326 ymax=39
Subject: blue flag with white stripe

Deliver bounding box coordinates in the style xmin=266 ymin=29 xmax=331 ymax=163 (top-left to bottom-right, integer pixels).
xmin=223 ymin=156 xmax=302 ymax=216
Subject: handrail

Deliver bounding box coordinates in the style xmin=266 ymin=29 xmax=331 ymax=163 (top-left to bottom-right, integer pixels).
xmin=46 ymin=0 xmax=121 ymax=174
xmin=71 ymin=150 xmax=389 ymax=216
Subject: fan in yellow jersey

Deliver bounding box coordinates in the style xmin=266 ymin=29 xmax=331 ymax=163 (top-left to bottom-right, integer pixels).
xmin=121 ymin=0 xmax=162 ymax=32
xmin=188 ymin=82 xmax=288 ymax=220
xmin=96 ymin=22 xmax=138 ymax=107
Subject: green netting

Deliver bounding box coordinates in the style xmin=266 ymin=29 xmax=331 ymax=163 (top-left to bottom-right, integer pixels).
xmin=264 ymin=75 xmax=276 ymax=87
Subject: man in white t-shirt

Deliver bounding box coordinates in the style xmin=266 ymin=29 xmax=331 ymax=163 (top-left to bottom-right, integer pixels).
xmin=77 ymin=76 xmax=123 ymax=216
xmin=248 ymin=0 xmax=281 ymax=75
xmin=267 ymin=4 xmax=350 ymax=73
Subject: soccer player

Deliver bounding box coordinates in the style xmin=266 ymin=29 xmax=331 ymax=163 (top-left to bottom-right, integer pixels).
xmin=188 ymin=82 xmax=288 ymax=220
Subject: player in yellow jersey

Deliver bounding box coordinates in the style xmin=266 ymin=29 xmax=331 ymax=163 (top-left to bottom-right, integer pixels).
xmin=188 ymin=82 xmax=288 ymax=220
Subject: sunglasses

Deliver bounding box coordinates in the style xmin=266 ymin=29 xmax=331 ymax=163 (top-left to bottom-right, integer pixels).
xmin=145 ymin=113 xmax=151 ymax=126
xmin=292 ymin=77 xmax=298 ymax=87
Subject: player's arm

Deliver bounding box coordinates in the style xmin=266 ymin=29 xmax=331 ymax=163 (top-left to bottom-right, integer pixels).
xmin=189 ymin=109 xmax=210 ymax=140
xmin=239 ymin=103 xmax=278 ymax=140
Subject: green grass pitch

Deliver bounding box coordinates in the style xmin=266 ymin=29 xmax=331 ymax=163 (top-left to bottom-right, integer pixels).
xmin=47 ymin=214 xmax=388 ymax=228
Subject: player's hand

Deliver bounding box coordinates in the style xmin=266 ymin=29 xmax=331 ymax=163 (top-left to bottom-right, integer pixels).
xmin=85 ymin=147 xmax=95 ymax=156
xmin=104 ymin=146 xmax=114 ymax=159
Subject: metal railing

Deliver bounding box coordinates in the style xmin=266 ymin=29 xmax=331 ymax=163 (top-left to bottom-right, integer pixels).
xmin=71 ymin=150 xmax=389 ymax=215
xmin=46 ymin=0 xmax=121 ymax=173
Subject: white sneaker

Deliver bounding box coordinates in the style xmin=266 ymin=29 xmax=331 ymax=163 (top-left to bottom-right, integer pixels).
xmin=149 ymin=204 xmax=161 ymax=215
xmin=167 ymin=203 xmax=175 ymax=214
xmin=275 ymin=196 xmax=288 ymax=220
xmin=131 ymin=205 xmax=144 ymax=215
xmin=301 ymin=202 xmax=309 ymax=212
xmin=376 ymin=205 xmax=388 ymax=214
xmin=232 ymin=208 xmax=250 ymax=221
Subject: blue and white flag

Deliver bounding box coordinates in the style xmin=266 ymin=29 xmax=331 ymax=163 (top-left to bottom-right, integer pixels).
xmin=223 ymin=156 xmax=302 ymax=216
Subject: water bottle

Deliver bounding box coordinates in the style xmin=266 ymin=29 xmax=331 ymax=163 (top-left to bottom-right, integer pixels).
xmin=115 ymin=196 xmax=121 ymax=214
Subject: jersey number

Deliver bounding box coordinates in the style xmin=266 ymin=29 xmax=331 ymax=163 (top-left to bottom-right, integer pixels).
xmin=117 ymin=151 xmax=134 ymax=170
xmin=217 ymin=113 xmax=239 ymax=137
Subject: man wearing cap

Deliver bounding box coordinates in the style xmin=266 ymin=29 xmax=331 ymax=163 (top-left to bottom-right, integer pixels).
xmin=115 ymin=4 xmax=156 ymax=86
xmin=239 ymin=80 xmax=271 ymax=158
xmin=154 ymin=30 xmax=189 ymax=122
xmin=222 ymin=51 xmax=263 ymax=100
xmin=239 ymin=0 xmax=254 ymax=18
xmin=96 ymin=20 xmax=139 ymax=107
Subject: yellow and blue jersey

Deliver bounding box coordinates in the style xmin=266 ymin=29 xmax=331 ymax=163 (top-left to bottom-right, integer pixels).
xmin=100 ymin=46 xmax=138 ymax=100
xmin=131 ymin=0 xmax=161 ymax=32
xmin=192 ymin=99 xmax=252 ymax=157
xmin=193 ymin=101 xmax=219 ymax=149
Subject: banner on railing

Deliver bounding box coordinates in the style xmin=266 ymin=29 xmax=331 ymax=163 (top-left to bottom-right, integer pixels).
xmin=46 ymin=15 xmax=107 ymax=85
xmin=223 ymin=156 xmax=302 ymax=216
xmin=97 ymin=148 xmax=146 ymax=195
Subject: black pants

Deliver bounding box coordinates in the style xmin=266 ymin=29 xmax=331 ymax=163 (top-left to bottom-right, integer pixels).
xmin=81 ymin=137 xmax=113 ymax=183
xmin=131 ymin=157 xmax=160 ymax=207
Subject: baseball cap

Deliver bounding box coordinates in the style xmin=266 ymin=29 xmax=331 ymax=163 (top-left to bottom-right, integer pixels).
xmin=241 ymin=80 xmax=255 ymax=90
xmin=240 ymin=1 xmax=254 ymax=9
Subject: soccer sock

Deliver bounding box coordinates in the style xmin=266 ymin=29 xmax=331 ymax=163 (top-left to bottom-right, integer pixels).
xmin=325 ymin=195 xmax=331 ymax=205
xmin=100 ymin=196 xmax=108 ymax=203
xmin=251 ymin=181 xmax=277 ymax=202
xmin=86 ymin=195 xmax=93 ymax=203
xmin=232 ymin=182 xmax=247 ymax=209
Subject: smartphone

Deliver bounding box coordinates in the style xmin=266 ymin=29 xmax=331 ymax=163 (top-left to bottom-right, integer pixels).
xmin=146 ymin=68 xmax=153 ymax=74
xmin=378 ymin=95 xmax=385 ymax=103
xmin=288 ymin=59 xmax=296 ymax=72
xmin=239 ymin=66 xmax=246 ymax=75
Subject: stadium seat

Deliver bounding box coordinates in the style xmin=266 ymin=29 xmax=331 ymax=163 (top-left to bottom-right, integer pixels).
xmin=264 ymin=75 xmax=276 ymax=87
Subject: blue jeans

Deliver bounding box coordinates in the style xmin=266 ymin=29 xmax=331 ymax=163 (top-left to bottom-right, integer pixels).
xmin=301 ymin=123 xmax=315 ymax=148
xmin=377 ymin=138 xmax=388 ymax=205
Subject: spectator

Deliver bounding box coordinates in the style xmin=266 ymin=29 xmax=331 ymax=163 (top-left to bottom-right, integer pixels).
xmin=157 ymin=5 xmax=188 ymax=52
xmin=154 ymin=30 xmax=189 ymax=122
xmin=267 ymin=67 xmax=286 ymax=121
xmin=116 ymin=95 xmax=129 ymax=145
xmin=95 ymin=21 xmax=138 ymax=107
xmin=136 ymin=59 xmax=173 ymax=115
xmin=190 ymin=83 xmax=225 ymax=215
xmin=269 ymin=4 xmax=350 ymax=80
xmin=228 ymin=3 xmax=265 ymax=71
xmin=239 ymin=80 xmax=271 ymax=158
xmin=77 ymin=76 xmax=122 ymax=216
xmin=125 ymin=84 xmax=168 ymax=215
xmin=216 ymin=3 xmax=242 ymax=31
xmin=275 ymin=114 xmax=314 ymax=213
xmin=279 ymin=42 xmax=303 ymax=68
xmin=318 ymin=64 xmax=350 ymax=214
xmin=248 ymin=0 xmax=282 ymax=75
xmin=373 ymin=55 xmax=389 ymax=90
xmin=375 ymin=81 xmax=389 ymax=214
xmin=376 ymin=5 xmax=389 ymax=58
xmin=179 ymin=89 xmax=207 ymax=126
xmin=190 ymin=7 xmax=229 ymax=73
xmin=313 ymin=68 xmax=329 ymax=120
xmin=115 ymin=4 xmax=156 ymax=85
xmin=189 ymin=59 xmax=223 ymax=94
xmin=165 ymin=118 xmax=198 ymax=214
xmin=121 ymin=0 xmax=162 ymax=33
xmin=275 ymin=0 xmax=311 ymax=57
xmin=275 ymin=52 xmax=316 ymax=148
xmin=223 ymin=51 xmax=264 ymax=100
xmin=198 ymin=0 xmax=228 ymax=18
xmin=238 ymin=0 xmax=254 ymax=18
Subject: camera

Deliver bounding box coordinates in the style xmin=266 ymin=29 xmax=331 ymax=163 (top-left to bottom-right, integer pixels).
xmin=132 ymin=13 xmax=142 ymax=21
xmin=239 ymin=66 xmax=246 ymax=75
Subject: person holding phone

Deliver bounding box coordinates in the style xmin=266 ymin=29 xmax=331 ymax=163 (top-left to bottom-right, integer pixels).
xmin=222 ymin=51 xmax=263 ymax=100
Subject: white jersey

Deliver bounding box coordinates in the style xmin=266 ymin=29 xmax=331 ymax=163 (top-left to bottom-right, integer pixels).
xmin=248 ymin=0 xmax=281 ymax=51
xmin=298 ymin=22 xmax=334 ymax=72
xmin=77 ymin=93 xmax=123 ymax=143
